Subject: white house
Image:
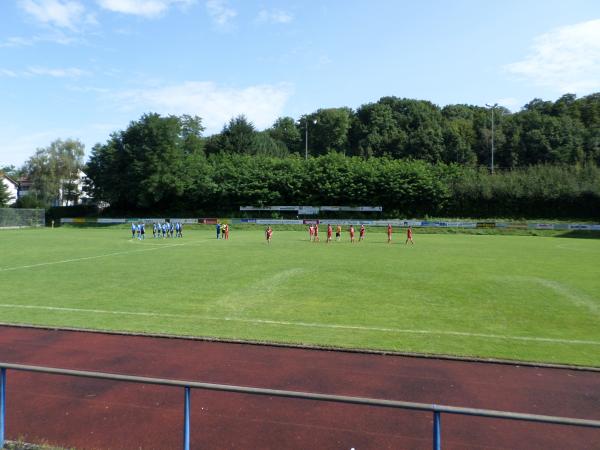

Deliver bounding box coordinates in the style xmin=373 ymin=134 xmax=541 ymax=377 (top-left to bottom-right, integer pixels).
xmin=1 ymin=173 xmax=18 ymax=205
xmin=16 ymin=170 xmax=92 ymax=206
xmin=56 ymin=169 xmax=92 ymax=206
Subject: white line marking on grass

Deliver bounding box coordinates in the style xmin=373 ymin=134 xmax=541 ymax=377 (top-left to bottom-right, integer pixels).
xmin=215 ymin=268 xmax=306 ymax=312
xmin=534 ymin=278 xmax=599 ymax=316
xmin=1 ymin=303 xmax=599 ymax=346
xmin=495 ymin=275 xmax=599 ymax=317
xmin=0 ymin=244 xmax=183 ymax=272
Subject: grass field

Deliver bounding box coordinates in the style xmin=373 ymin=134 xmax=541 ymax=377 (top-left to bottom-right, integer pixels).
xmin=1 ymin=226 xmax=599 ymax=366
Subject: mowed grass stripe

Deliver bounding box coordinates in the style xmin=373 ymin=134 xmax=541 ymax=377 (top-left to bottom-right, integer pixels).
xmin=1 ymin=303 xmax=599 ymax=346
xmin=1 ymin=227 xmax=599 ymax=365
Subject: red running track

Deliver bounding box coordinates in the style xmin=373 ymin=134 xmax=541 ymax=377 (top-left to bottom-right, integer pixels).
xmin=0 ymin=325 xmax=599 ymax=450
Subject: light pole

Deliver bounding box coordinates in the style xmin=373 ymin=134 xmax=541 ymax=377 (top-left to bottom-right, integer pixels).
xmin=485 ymin=103 xmax=498 ymax=174
xmin=304 ymin=117 xmax=317 ymax=160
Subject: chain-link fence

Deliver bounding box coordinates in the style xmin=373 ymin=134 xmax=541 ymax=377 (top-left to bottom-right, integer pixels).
xmin=0 ymin=209 xmax=45 ymax=228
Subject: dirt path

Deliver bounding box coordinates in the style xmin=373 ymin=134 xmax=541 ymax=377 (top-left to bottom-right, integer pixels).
xmin=1 ymin=325 xmax=599 ymax=449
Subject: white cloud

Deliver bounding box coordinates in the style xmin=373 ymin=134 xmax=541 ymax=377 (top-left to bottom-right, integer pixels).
xmin=96 ymin=0 xmax=194 ymax=18
xmin=257 ymin=9 xmax=293 ymax=24
xmin=206 ymin=0 xmax=236 ymax=28
xmin=0 ymin=32 xmax=77 ymax=48
xmin=495 ymin=98 xmax=521 ymax=111
xmin=18 ymin=0 xmax=85 ymax=30
xmin=0 ymin=69 xmax=19 ymax=77
xmin=0 ymin=36 xmax=37 ymax=48
xmin=505 ymin=19 xmax=600 ymax=93
xmin=115 ymin=81 xmax=293 ymax=133
xmin=0 ymin=66 xmax=88 ymax=78
xmin=27 ymin=66 xmax=89 ymax=78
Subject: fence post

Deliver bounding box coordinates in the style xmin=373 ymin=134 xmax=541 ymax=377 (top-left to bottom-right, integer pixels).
xmin=183 ymin=386 xmax=190 ymax=450
xmin=1 ymin=368 xmax=6 ymax=448
xmin=433 ymin=410 xmax=441 ymax=450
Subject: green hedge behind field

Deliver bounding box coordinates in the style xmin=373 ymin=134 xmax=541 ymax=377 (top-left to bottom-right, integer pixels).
xmin=85 ymin=152 xmax=600 ymax=220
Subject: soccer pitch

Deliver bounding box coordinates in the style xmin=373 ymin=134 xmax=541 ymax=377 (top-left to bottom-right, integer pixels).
xmin=1 ymin=227 xmax=599 ymax=366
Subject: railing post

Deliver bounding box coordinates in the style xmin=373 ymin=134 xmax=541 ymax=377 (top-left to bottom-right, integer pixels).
xmin=183 ymin=386 xmax=190 ymax=450
xmin=1 ymin=368 xmax=6 ymax=448
xmin=433 ymin=409 xmax=441 ymax=450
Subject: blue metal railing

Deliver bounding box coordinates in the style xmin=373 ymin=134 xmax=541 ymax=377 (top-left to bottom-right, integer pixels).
xmin=1 ymin=362 xmax=600 ymax=449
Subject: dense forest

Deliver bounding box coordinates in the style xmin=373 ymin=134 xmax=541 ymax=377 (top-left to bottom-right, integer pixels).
xmin=82 ymin=93 xmax=600 ymax=219
xmin=209 ymin=93 xmax=600 ymax=166
xmin=7 ymin=93 xmax=600 ymax=218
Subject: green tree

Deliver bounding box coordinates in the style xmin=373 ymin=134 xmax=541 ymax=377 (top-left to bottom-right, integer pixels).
xmin=268 ymin=117 xmax=302 ymax=154
xmin=442 ymin=118 xmax=477 ymax=164
xmin=86 ymin=113 xmax=205 ymax=210
xmin=0 ymin=176 xmax=11 ymax=206
xmin=22 ymin=138 xmax=85 ymax=206
xmin=180 ymin=114 xmax=206 ymax=155
xmin=302 ymin=108 xmax=353 ymax=156
xmin=351 ymin=97 xmax=445 ymax=161
xmin=1 ymin=165 xmax=22 ymax=178
xmin=350 ymin=102 xmax=406 ymax=158
xmin=250 ymin=132 xmax=289 ymax=157
xmin=210 ymin=115 xmax=257 ymax=155
xmin=381 ymin=97 xmax=445 ymax=162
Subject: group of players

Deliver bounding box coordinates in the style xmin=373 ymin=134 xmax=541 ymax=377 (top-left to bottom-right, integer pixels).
xmin=306 ymin=223 xmax=413 ymax=244
xmin=300 ymin=223 xmax=415 ymax=245
xmin=215 ymin=222 xmax=230 ymax=239
xmin=308 ymin=223 xmax=365 ymax=243
xmin=130 ymin=222 xmax=184 ymax=240
xmin=130 ymin=221 xmax=413 ymax=244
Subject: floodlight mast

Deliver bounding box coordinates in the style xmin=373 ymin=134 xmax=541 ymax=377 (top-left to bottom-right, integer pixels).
xmin=303 ymin=117 xmax=317 ymax=160
xmin=485 ymin=103 xmax=498 ymax=174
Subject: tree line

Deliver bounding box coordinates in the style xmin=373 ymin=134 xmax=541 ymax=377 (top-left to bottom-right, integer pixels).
xmin=85 ymin=114 xmax=600 ymax=218
xmin=4 ymin=92 xmax=599 ymax=217
xmin=204 ymin=93 xmax=600 ymax=167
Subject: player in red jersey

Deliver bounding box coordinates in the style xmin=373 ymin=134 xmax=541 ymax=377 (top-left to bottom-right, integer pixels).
xmin=265 ymin=226 xmax=273 ymax=244
xmin=387 ymin=224 xmax=392 ymax=243
xmin=309 ymin=225 xmax=314 ymax=241
xmin=349 ymin=225 xmax=355 ymax=243
xmin=327 ymin=224 xmax=333 ymax=243
xmin=359 ymin=224 xmax=365 ymax=241
xmin=405 ymin=226 xmax=414 ymax=245
xmin=224 ymin=223 xmax=229 ymax=240
xmin=314 ymin=223 xmax=320 ymax=242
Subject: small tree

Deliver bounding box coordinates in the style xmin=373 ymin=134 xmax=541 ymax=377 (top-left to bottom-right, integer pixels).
xmin=0 ymin=176 xmax=12 ymax=206
xmin=22 ymin=139 xmax=85 ymax=206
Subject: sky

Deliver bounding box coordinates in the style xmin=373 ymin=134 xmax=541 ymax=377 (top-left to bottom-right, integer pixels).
xmin=0 ymin=0 xmax=599 ymax=167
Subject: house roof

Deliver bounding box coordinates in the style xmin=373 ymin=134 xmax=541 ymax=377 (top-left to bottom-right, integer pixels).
xmin=1 ymin=172 xmax=19 ymax=187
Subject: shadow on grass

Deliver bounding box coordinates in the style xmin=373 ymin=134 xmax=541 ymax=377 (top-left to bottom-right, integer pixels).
xmin=554 ymin=230 xmax=600 ymax=239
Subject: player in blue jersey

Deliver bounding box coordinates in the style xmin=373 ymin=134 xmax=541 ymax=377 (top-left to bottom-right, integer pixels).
xmin=140 ymin=223 xmax=145 ymax=240
xmin=216 ymin=222 xmax=221 ymax=239
xmin=131 ymin=222 xmax=136 ymax=239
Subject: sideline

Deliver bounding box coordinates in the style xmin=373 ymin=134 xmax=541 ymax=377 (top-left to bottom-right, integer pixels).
xmin=0 ymin=303 xmax=599 ymax=346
